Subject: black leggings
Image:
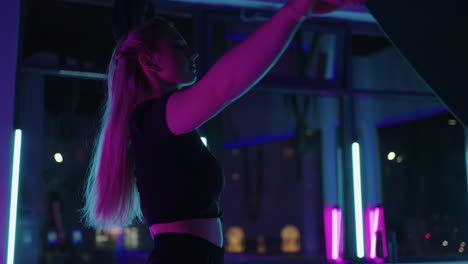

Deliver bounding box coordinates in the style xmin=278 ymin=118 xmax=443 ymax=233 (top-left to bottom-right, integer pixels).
xmin=145 ymin=233 xmax=225 ymax=264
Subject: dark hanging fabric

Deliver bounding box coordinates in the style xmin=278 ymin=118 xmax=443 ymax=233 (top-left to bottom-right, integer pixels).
xmin=365 ymin=0 xmax=468 ymax=127
xmin=112 ymin=0 xmax=155 ymax=42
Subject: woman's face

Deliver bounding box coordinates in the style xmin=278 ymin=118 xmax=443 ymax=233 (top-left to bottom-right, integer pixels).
xmin=152 ymin=26 xmax=199 ymax=88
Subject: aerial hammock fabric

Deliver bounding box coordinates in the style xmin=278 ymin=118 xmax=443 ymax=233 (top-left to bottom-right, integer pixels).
xmin=365 ymin=0 xmax=468 ymax=128
xmin=112 ymin=0 xmax=155 ymax=42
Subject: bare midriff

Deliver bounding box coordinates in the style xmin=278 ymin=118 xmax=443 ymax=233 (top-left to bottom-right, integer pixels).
xmin=149 ymin=217 xmax=223 ymax=248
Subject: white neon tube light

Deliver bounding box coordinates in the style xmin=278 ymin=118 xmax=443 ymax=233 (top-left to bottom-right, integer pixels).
xmin=352 ymin=142 xmax=365 ymax=258
xmin=7 ymin=129 xmax=22 ymax=264
xmin=200 ymin=137 xmax=208 ymax=147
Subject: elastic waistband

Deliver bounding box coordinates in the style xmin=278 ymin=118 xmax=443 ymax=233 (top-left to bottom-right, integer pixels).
xmin=152 ymin=232 xmax=225 ymax=255
xmin=149 ymin=218 xmax=221 ymax=237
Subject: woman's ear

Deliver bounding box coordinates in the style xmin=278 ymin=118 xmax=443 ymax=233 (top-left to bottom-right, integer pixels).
xmin=138 ymin=53 xmax=160 ymax=72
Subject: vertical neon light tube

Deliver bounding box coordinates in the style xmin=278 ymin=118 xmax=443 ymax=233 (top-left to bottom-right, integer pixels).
xmin=370 ymin=208 xmax=380 ymax=259
xmin=325 ymin=207 xmax=343 ymax=261
xmin=200 ymin=137 xmax=208 ymax=147
xmin=332 ymin=209 xmax=339 ymax=260
xmin=7 ymin=129 xmax=22 ymax=264
xmin=324 ymin=207 xmax=333 ymax=261
xmin=337 ymin=209 xmax=342 ymax=260
xmin=338 ymin=209 xmax=342 ymax=259
xmin=378 ymin=207 xmax=389 ymax=258
xmin=365 ymin=208 xmax=372 ymax=258
xmin=352 ymin=142 xmax=365 ymax=258
xmin=377 ymin=207 xmax=388 ymax=258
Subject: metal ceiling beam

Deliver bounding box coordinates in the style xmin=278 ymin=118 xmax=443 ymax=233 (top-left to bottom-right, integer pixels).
xmin=61 ymin=0 xmax=376 ymax=23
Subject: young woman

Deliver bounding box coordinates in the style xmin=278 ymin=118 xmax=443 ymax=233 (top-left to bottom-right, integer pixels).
xmin=81 ymin=0 xmax=361 ymax=263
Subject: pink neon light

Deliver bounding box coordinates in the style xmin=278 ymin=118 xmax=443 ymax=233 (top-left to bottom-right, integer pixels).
xmin=379 ymin=208 xmax=388 ymax=258
xmin=332 ymin=209 xmax=339 ymax=260
xmin=370 ymin=208 xmax=380 ymax=259
xmin=324 ymin=207 xmax=332 ymax=261
xmin=337 ymin=209 xmax=342 ymax=260
xmin=324 ymin=207 xmax=343 ymax=262
xmin=367 ymin=209 xmax=373 ymax=258
xmin=365 ymin=207 xmax=389 ymax=261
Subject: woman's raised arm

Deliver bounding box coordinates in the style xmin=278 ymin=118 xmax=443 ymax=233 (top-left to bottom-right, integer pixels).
xmin=167 ymin=0 xmax=363 ymax=135
xmin=166 ymin=0 xmax=315 ymax=135
xmin=198 ymin=0 xmax=312 ymax=102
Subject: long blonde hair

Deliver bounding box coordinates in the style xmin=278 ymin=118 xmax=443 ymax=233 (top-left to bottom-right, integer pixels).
xmin=80 ymin=17 xmax=174 ymax=231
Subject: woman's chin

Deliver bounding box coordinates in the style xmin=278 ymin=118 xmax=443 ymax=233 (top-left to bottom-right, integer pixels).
xmin=187 ymin=75 xmax=198 ymax=84
xmin=180 ymin=76 xmax=197 ymax=87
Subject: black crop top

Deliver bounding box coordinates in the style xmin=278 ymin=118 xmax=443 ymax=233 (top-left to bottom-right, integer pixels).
xmin=129 ymin=90 xmax=225 ymax=225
